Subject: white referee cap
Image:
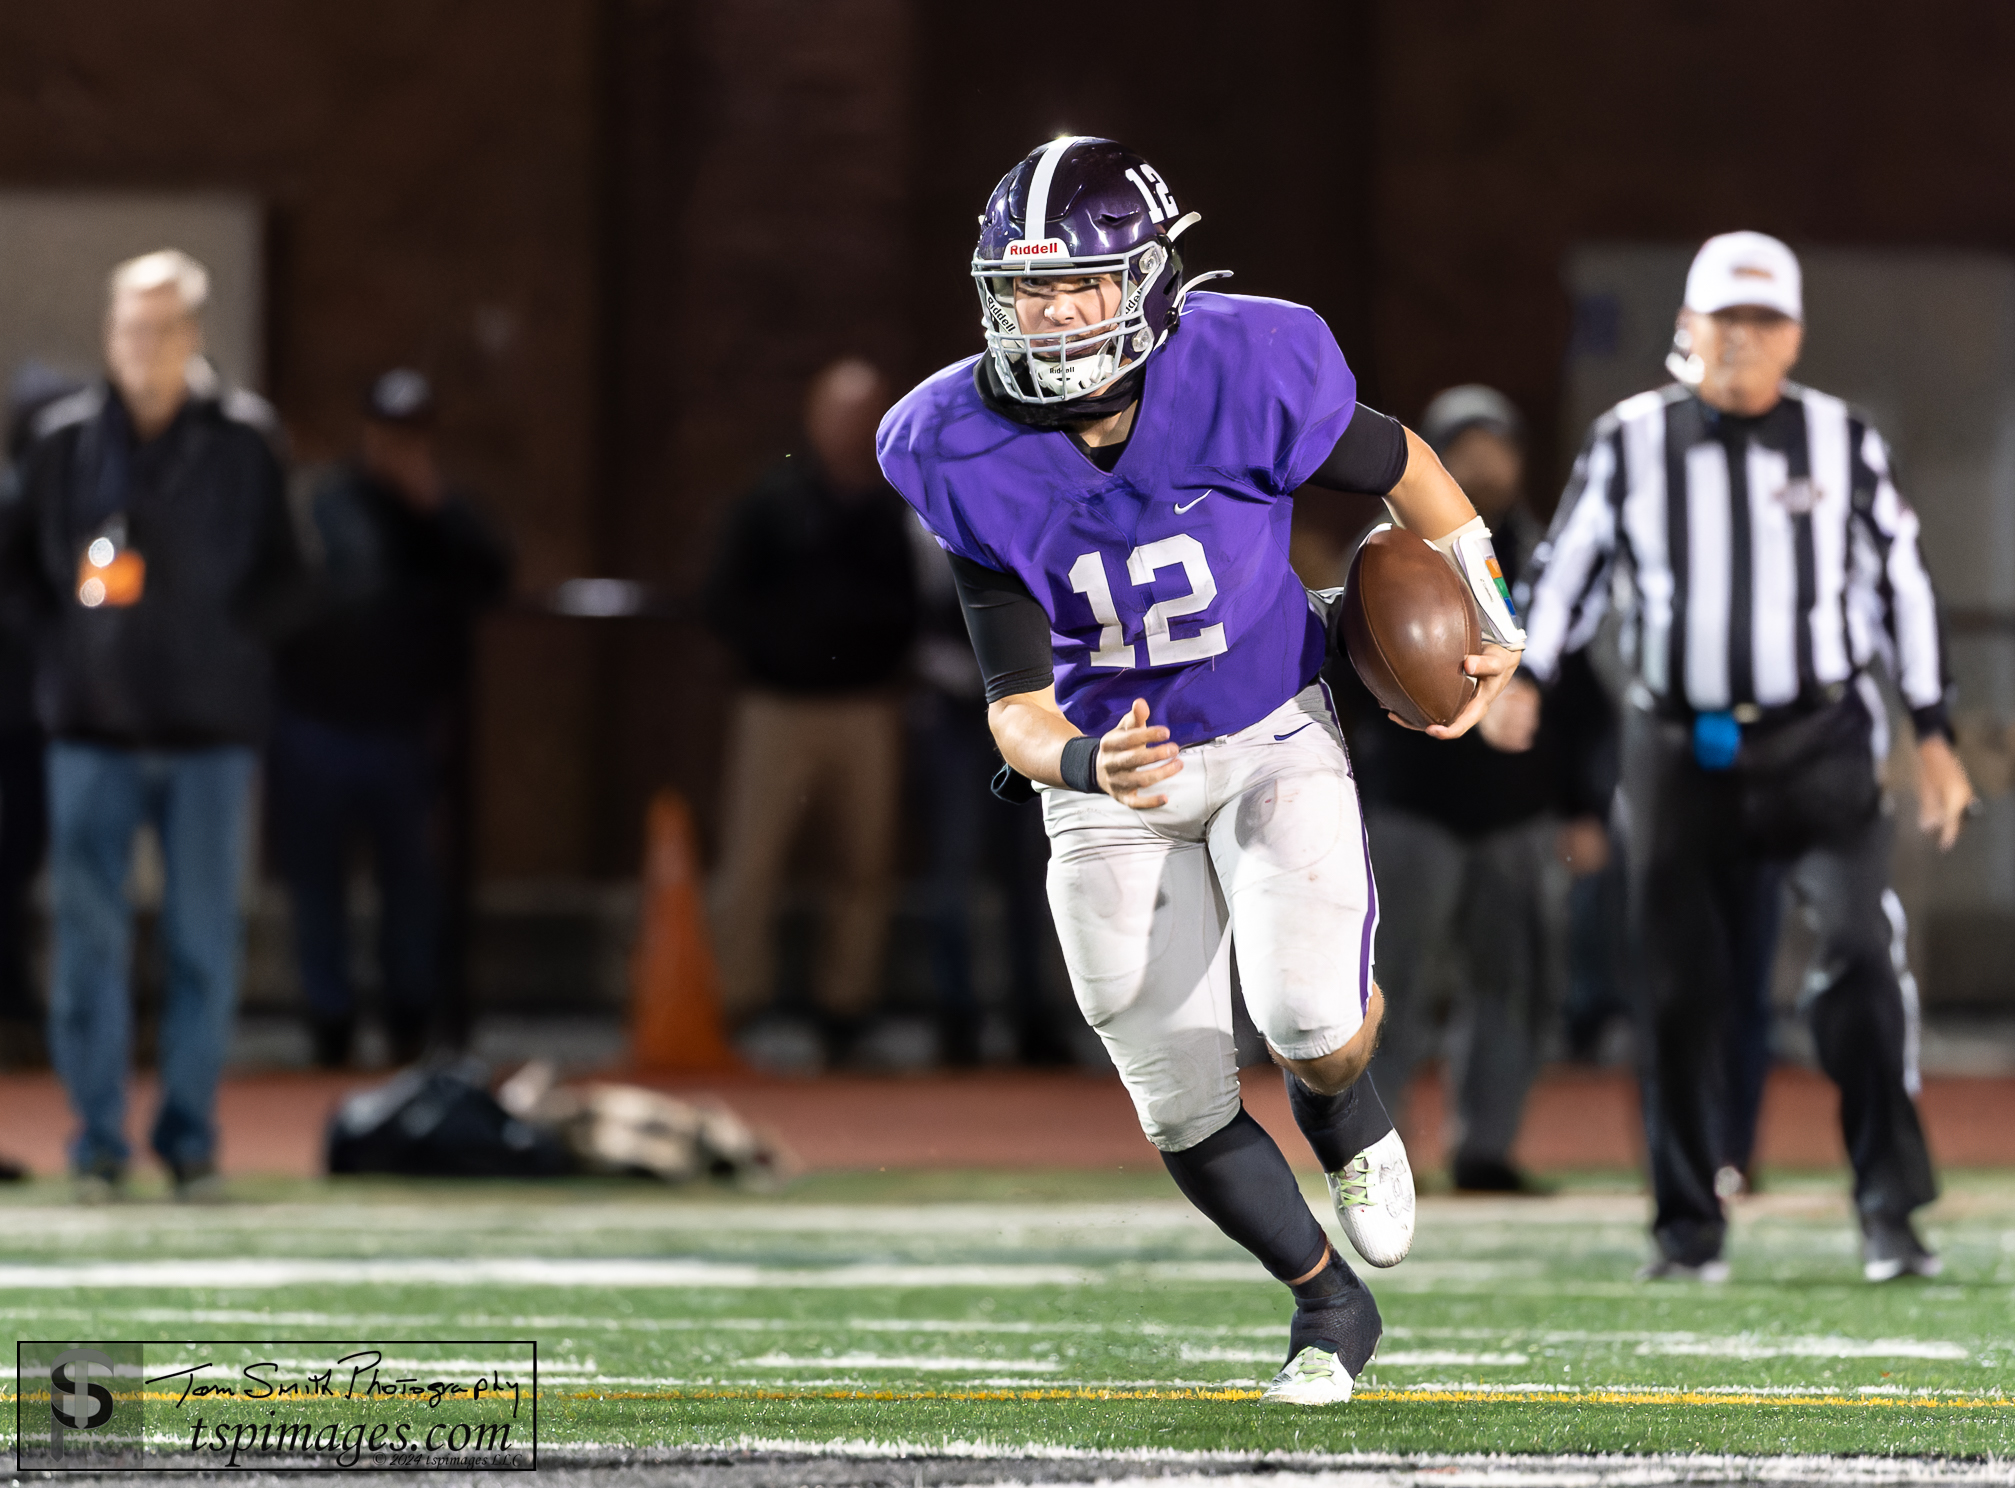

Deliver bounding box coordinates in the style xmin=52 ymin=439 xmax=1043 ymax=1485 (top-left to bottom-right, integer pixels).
xmin=1684 ymin=231 xmax=1802 ymax=321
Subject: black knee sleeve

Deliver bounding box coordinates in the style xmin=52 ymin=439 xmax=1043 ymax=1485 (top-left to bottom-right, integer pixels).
xmin=1159 ymin=1107 xmax=1330 ymax=1282
xmin=1288 ymin=1249 xmax=1383 ymax=1376
xmin=1283 ymin=1067 xmax=1394 ymax=1174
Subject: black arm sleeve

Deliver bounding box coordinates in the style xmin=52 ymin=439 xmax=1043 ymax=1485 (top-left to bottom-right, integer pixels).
xmin=947 ymin=552 xmax=1054 ymax=703
xmin=1306 ymin=404 xmax=1409 ymax=495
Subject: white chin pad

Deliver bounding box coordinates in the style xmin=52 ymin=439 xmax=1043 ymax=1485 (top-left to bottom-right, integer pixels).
xmin=1029 ymin=339 xmax=1123 ymax=398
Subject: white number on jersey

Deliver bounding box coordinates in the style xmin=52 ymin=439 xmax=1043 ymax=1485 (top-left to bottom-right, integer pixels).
xmin=1068 ymin=550 xmax=1134 ymax=668
xmin=1129 ymin=534 xmax=1227 ymax=665
xmin=1068 ymin=537 xmax=1230 ymax=670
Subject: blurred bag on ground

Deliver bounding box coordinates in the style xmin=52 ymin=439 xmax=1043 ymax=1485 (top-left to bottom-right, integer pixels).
xmin=497 ymin=1060 xmax=784 ymax=1184
xmin=326 ymin=1060 xmax=575 ymax=1177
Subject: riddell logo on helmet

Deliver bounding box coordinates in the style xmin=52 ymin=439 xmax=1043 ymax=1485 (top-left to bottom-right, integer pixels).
xmin=1005 ymin=238 xmax=1069 ymax=260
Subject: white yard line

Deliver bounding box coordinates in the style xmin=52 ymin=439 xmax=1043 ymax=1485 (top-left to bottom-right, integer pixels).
xmin=745 ymin=1353 xmax=1065 ymax=1372
xmin=1016 ymin=1467 xmax=2012 ymax=1487
xmin=546 ymin=1441 xmax=2015 ymax=1483
xmin=1633 ymin=1335 xmax=1969 ymax=1360
xmin=0 ymin=1259 xmax=1105 ymax=1289
xmin=0 ymin=1200 xmax=1220 ymax=1240
xmin=6 ymin=1300 xmax=1986 ymax=1366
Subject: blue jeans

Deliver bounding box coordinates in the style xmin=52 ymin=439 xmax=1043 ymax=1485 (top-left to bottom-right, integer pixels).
xmin=266 ymin=710 xmax=438 ymax=1034
xmin=46 ymin=741 xmax=256 ymax=1174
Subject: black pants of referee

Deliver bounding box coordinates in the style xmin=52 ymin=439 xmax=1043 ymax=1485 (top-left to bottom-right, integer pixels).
xmin=1623 ymin=696 xmax=1936 ymax=1266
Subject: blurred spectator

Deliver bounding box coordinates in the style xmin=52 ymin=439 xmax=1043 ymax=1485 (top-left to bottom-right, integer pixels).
xmin=0 ymin=366 xmax=77 ymax=1067
xmin=270 ymin=370 xmax=511 ymax=1068
xmin=1344 ymin=386 xmax=1565 ymax=1192
xmin=705 ymin=359 xmax=917 ymax=1065
xmin=905 ymin=516 xmax=1075 ymax=1067
xmin=0 ymin=250 xmax=303 ymax=1199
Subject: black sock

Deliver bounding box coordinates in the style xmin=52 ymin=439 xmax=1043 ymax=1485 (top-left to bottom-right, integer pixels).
xmin=1288 ymin=1247 xmax=1382 ymax=1375
xmin=1159 ymin=1107 xmax=1330 ymax=1282
xmin=1283 ymin=1067 xmax=1394 ymax=1174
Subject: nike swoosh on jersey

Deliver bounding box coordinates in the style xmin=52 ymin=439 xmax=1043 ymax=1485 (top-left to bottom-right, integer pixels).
xmin=1173 ymin=491 xmax=1212 ymax=513
xmin=1272 ymin=722 xmax=1315 ymax=741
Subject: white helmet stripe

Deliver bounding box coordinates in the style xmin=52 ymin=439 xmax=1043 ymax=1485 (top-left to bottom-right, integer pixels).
xmin=1022 ymin=136 xmax=1079 ymax=245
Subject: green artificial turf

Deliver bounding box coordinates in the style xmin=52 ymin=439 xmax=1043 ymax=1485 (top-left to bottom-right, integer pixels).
xmin=3 ymin=1167 xmax=2012 ymax=1460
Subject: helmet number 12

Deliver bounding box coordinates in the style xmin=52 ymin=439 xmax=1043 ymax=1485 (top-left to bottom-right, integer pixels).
xmin=1124 ymin=165 xmax=1178 ymax=225
xmin=1068 ymin=535 xmax=1227 ymax=669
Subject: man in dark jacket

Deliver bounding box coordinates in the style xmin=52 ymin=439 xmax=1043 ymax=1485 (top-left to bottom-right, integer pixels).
xmin=1339 ymin=386 xmax=1569 ymax=1193
xmin=270 ymin=370 xmax=510 ymax=1067
xmin=2 ymin=250 xmax=304 ymax=1199
xmin=704 ymin=358 xmax=917 ymax=1062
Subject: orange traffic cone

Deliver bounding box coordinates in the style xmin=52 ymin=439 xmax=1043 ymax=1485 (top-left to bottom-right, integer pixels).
xmin=629 ymin=791 xmax=740 ymax=1072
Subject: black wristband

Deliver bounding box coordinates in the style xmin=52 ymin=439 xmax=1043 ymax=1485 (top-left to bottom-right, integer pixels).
xmin=1059 ymin=734 xmax=1103 ymax=794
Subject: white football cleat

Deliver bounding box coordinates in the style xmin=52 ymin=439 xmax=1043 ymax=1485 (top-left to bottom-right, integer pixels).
xmin=1327 ymin=1128 xmax=1414 ymax=1267
xmin=1262 ymin=1345 xmax=1354 ymax=1406
xmin=1636 ymin=1256 xmax=1731 ymax=1283
xmin=1862 ymin=1215 xmax=1942 ymax=1283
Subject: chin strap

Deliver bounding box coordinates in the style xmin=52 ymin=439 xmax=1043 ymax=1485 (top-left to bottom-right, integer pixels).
xmin=1158 ymin=210 xmax=1220 ymax=329
xmin=1430 ymin=516 xmax=1526 ymax=651
xmin=1172 ymin=268 xmax=1232 ymax=318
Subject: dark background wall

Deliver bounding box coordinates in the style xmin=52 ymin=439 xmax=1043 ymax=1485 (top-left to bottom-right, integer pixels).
xmin=4 ymin=0 xmax=2014 ymax=881
xmin=1367 ymin=1 xmax=2015 ymax=508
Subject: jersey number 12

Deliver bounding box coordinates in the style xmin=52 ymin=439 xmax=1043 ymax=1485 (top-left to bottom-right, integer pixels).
xmin=1068 ymin=535 xmax=1228 ymax=669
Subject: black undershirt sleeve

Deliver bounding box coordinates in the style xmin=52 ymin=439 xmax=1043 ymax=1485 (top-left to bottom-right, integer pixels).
xmin=947 ymin=552 xmax=1055 ymax=703
xmin=1307 ymin=404 xmax=1409 ymax=495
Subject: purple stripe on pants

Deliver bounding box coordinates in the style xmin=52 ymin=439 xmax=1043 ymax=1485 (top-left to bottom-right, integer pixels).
xmin=1317 ymin=677 xmax=1379 ymax=1016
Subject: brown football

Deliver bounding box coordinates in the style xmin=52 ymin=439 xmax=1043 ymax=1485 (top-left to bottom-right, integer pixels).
xmin=1336 ymin=527 xmax=1482 ymax=730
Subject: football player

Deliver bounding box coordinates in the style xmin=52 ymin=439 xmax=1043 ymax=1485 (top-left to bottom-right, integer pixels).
xmin=877 ymin=138 xmax=1523 ymax=1405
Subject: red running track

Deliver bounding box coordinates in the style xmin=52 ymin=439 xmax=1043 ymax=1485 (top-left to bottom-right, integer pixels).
xmin=0 ymin=1063 xmax=2011 ymax=1178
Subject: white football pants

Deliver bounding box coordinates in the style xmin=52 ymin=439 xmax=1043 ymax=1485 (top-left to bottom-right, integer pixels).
xmin=1041 ymin=683 xmax=1378 ymax=1152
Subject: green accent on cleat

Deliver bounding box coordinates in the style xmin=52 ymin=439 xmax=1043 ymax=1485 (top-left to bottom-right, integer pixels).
xmin=1262 ymin=1345 xmax=1355 ymax=1406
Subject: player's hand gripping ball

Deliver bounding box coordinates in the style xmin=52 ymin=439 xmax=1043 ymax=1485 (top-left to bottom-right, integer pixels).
xmin=1336 ymin=527 xmax=1483 ymax=730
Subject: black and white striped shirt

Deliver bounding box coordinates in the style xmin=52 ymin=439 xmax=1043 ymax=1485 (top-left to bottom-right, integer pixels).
xmin=1521 ymin=382 xmax=1951 ymax=738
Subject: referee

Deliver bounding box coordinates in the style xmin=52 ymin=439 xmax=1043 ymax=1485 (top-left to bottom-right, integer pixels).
xmin=1521 ymin=232 xmax=1975 ymax=1282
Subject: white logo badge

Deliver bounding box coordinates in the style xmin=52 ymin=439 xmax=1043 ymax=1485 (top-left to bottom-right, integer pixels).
xmin=1004 ymin=237 xmax=1069 ymax=262
xmin=1773 ymin=478 xmax=1817 ymax=515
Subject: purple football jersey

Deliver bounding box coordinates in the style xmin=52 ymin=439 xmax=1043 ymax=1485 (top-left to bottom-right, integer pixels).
xmin=877 ymin=292 xmax=1356 ymax=745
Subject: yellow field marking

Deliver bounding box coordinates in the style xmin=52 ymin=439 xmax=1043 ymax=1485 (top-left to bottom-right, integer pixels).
xmin=18 ymin=1391 xmax=511 ymax=1405
xmin=562 ymin=1386 xmax=2015 ymax=1411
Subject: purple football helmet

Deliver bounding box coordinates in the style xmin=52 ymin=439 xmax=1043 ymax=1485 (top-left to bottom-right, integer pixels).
xmin=973 ymin=136 xmax=1203 ymax=406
